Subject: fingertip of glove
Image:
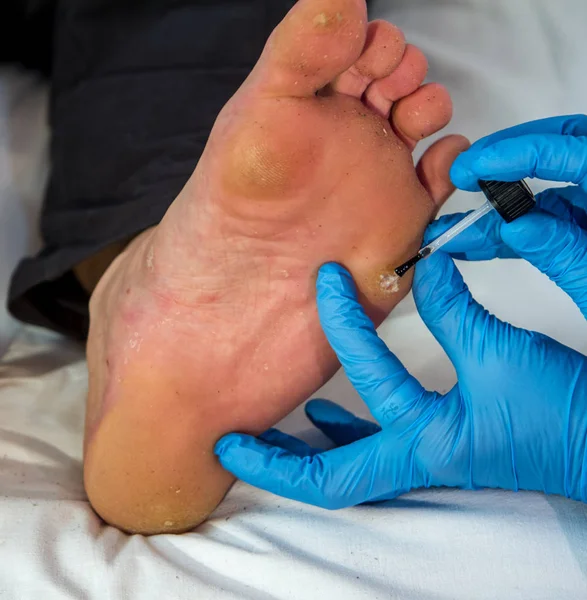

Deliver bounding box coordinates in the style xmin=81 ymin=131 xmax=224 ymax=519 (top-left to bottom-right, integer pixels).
xmin=450 ymin=154 xmax=482 ymax=191
xmin=304 ymin=398 xmax=324 ymax=416
xmin=318 ymin=263 xmax=350 ymax=280
xmin=214 ymin=434 xmax=244 ymax=459
xmin=305 ymin=398 xmax=340 ymax=423
xmin=317 ymin=263 xmax=357 ymax=304
xmin=257 ymin=428 xmax=282 ymax=444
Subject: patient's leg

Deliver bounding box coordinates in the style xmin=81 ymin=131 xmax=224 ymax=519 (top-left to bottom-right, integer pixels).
xmin=84 ymin=0 xmax=468 ymax=534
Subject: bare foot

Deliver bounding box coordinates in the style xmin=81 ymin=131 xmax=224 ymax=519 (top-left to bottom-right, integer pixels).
xmin=84 ymin=0 xmax=468 ymax=534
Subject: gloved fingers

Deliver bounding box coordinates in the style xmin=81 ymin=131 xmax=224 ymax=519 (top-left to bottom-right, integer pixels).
xmin=421 ymin=186 xmax=587 ymax=261
xmin=215 ymin=432 xmax=399 ymax=509
xmin=468 ymin=114 xmax=587 ymax=151
xmin=305 ymin=399 xmax=381 ymax=446
xmin=413 ymin=251 xmax=491 ymax=363
xmin=317 ymin=264 xmax=428 ymax=426
xmin=537 ymin=186 xmax=587 ymax=229
xmin=452 ymin=115 xmax=587 ymax=191
xmin=500 ymin=212 xmax=587 ymax=317
xmin=424 ymin=210 xmax=517 ymax=261
xmin=451 ymin=134 xmax=587 ymax=192
xmin=258 ymin=428 xmax=320 ymax=457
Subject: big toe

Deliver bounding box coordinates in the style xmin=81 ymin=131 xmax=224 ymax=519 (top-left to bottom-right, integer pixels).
xmin=256 ymin=0 xmax=368 ymax=97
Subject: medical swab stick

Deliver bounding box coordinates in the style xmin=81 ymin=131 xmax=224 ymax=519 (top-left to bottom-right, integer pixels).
xmin=394 ymin=180 xmax=536 ymax=278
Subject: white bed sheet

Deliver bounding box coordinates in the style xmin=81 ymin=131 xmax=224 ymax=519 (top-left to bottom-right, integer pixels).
xmin=0 ymin=68 xmax=47 ymax=357
xmin=1 ymin=1 xmax=587 ymax=598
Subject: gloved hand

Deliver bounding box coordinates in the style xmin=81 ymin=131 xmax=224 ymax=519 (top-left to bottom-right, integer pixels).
xmin=425 ymin=114 xmax=587 ymax=315
xmin=215 ymin=256 xmax=587 ymax=508
xmin=214 ymin=114 xmax=587 ymax=509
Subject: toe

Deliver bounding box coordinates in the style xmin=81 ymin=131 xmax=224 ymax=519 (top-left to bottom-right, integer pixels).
xmin=416 ymin=135 xmax=470 ymax=209
xmin=328 ymin=20 xmax=405 ymax=98
xmin=391 ymin=82 xmax=453 ymax=150
xmin=363 ymin=44 xmax=428 ymax=119
xmin=258 ymin=0 xmax=368 ymax=97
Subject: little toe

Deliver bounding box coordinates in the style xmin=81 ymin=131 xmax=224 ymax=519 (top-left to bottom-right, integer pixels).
xmin=363 ymin=44 xmax=428 ymax=119
xmin=257 ymin=0 xmax=368 ymax=97
xmin=417 ymin=135 xmax=471 ymax=209
xmin=391 ymin=82 xmax=453 ymax=150
xmin=327 ymin=20 xmax=405 ymax=98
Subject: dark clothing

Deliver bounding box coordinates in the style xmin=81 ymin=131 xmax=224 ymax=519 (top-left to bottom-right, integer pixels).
xmin=4 ymin=0 xmax=296 ymax=339
xmin=1 ymin=1 xmax=55 ymax=77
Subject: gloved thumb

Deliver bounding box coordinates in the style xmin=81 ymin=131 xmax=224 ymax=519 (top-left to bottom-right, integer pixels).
xmin=501 ymin=212 xmax=587 ymax=317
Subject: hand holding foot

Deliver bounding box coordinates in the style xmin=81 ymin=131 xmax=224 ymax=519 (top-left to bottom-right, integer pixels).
xmin=216 ymin=260 xmax=587 ymax=508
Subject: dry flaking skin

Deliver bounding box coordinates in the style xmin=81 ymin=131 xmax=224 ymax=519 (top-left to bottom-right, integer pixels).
xmin=357 ymin=263 xmax=408 ymax=304
xmin=378 ymin=272 xmax=400 ymax=293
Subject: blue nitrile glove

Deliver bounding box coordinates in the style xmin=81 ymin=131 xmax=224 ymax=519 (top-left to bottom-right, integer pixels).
xmin=215 ymin=259 xmax=587 ymax=509
xmin=425 ymin=115 xmax=587 ymax=309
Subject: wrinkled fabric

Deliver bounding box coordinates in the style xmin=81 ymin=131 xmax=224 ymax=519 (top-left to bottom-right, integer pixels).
xmin=6 ymin=0 xmax=296 ymax=339
xmin=1 ymin=326 xmax=587 ymax=599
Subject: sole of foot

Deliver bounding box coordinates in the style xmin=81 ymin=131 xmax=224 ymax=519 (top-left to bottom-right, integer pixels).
xmin=84 ymin=0 xmax=469 ymax=534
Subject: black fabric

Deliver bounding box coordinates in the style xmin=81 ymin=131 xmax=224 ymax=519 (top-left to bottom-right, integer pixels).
xmin=0 ymin=0 xmax=55 ymax=77
xmin=6 ymin=0 xmax=372 ymax=339
xmin=7 ymin=0 xmax=298 ymax=339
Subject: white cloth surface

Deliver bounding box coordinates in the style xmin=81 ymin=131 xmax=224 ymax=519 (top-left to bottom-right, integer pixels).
xmin=0 ymin=68 xmax=47 ymax=357
xmin=1 ymin=0 xmax=587 ymax=598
